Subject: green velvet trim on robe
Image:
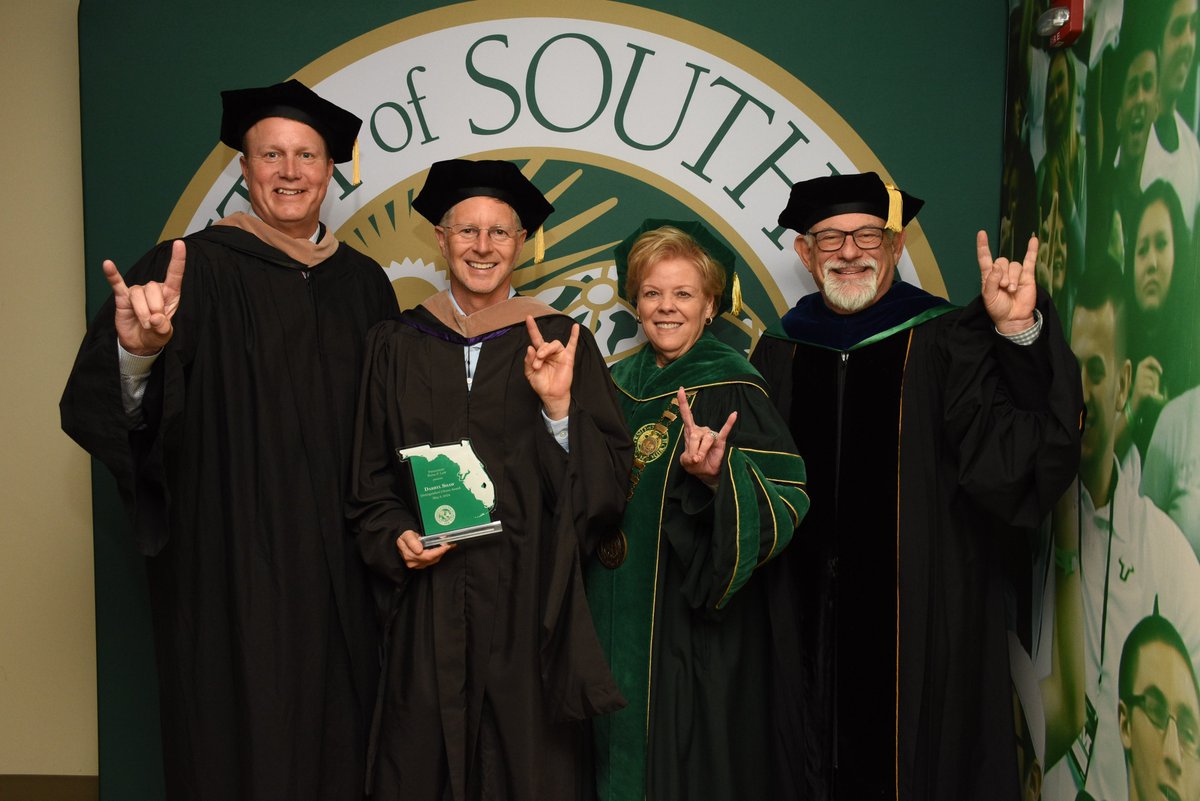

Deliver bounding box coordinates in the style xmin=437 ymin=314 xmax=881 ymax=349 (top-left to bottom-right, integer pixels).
xmin=589 ymin=333 xmax=808 ymax=801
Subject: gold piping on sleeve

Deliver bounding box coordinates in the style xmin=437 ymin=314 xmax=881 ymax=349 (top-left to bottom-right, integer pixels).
xmin=615 ymin=378 xmax=769 ymax=404
xmin=738 ymin=446 xmax=800 ymax=457
xmin=779 ymin=492 xmax=808 ymax=527
xmin=736 ymin=447 xmax=808 ymax=485
xmin=715 ymin=455 xmax=743 ymax=608
xmin=749 ymin=466 xmax=781 ymax=563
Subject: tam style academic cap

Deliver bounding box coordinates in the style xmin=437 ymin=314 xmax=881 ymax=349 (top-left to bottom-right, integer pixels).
xmin=613 ymin=218 xmax=743 ymax=315
xmin=220 ymin=79 xmax=363 ymax=167
xmin=413 ymin=159 xmax=554 ymax=232
xmin=413 ymin=159 xmax=555 ymax=261
xmin=778 ymin=172 xmax=924 ymax=234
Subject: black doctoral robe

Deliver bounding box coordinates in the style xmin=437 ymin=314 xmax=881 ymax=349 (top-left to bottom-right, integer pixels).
xmin=61 ymin=218 xmax=398 ymax=801
xmin=750 ymin=283 xmax=1082 ymax=801
xmin=348 ymin=296 xmax=630 ymax=801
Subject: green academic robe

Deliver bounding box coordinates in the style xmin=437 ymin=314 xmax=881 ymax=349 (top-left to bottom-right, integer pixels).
xmin=588 ymin=332 xmax=808 ymax=801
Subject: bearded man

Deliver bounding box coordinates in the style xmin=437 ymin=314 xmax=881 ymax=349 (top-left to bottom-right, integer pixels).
xmin=750 ymin=171 xmax=1083 ymax=801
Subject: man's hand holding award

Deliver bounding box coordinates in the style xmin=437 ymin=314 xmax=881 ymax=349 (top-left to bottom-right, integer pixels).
xmin=399 ymin=439 xmax=504 ymax=547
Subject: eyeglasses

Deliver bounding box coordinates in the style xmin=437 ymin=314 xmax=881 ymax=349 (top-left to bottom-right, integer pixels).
xmin=1128 ymin=691 xmax=1200 ymax=761
xmin=809 ymin=226 xmax=887 ymax=252
xmin=437 ymin=224 xmax=524 ymax=244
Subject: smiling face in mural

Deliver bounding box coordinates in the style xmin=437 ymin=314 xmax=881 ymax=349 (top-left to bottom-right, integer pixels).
xmin=796 ymin=212 xmax=905 ymax=314
xmin=1160 ymin=0 xmax=1198 ymax=108
xmin=1119 ymin=50 xmax=1160 ymax=163
xmin=239 ymin=117 xmax=334 ymax=239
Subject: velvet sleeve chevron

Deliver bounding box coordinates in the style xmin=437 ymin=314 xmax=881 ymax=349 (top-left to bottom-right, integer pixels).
xmin=666 ymin=381 xmax=809 ymax=612
xmin=712 ymin=444 xmax=809 ymax=608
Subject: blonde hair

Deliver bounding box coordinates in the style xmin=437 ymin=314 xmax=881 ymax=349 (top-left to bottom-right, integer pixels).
xmin=624 ymin=226 xmax=726 ymax=305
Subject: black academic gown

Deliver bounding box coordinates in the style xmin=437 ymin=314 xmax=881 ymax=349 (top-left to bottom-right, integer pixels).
xmin=349 ymin=302 xmax=630 ymax=801
xmin=750 ymin=283 xmax=1082 ymax=801
xmin=61 ymin=224 xmax=398 ymax=801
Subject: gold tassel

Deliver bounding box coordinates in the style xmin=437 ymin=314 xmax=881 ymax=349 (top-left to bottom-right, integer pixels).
xmin=884 ymin=182 xmax=902 ymax=232
xmin=534 ymin=226 xmax=546 ymax=263
xmin=352 ymin=138 xmax=361 ymax=186
xmin=730 ymin=273 xmax=743 ymax=317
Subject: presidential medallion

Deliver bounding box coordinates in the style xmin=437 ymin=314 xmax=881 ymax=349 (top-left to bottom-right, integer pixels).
xmin=633 ymin=422 xmax=669 ymax=464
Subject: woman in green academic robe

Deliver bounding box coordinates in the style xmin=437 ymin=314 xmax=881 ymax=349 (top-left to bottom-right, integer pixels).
xmin=588 ymin=220 xmax=809 ymax=801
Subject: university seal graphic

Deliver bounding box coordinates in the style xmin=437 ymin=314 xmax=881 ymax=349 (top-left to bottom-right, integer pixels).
xmin=162 ymin=0 xmax=944 ymax=359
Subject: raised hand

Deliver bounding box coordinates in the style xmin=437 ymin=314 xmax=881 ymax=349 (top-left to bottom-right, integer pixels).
xmin=977 ymin=230 xmax=1037 ymax=335
xmin=1130 ymin=356 xmax=1166 ymax=416
xmin=106 ymin=239 xmax=186 ymax=355
xmin=396 ymin=529 xmax=454 ymax=569
xmin=676 ymin=386 xmax=737 ymax=487
xmin=523 ymin=316 xmax=578 ymax=420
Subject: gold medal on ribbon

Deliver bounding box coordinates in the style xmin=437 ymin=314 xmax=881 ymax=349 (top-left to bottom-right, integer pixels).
xmin=633 ymin=422 xmax=669 ymax=464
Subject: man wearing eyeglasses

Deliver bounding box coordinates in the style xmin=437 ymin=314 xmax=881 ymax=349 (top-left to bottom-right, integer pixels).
xmin=750 ymin=171 xmax=1083 ymax=801
xmin=347 ymin=158 xmax=630 ymax=800
xmin=1036 ymin=274 xmax=1200 ymax=801
xmin=1118 ymin=614 xmax=1200 ymax=801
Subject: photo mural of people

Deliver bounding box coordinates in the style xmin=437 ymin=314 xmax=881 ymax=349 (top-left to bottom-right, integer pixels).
xmin=1005 ymin=1 xmax=1200 ymax=799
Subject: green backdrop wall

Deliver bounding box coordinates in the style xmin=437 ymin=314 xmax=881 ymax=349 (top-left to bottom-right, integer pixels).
xmin=77 ymin=1 xmax=1005 ymax=796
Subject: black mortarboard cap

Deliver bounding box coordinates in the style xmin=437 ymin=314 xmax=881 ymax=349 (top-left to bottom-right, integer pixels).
xmin=220 ymin=79 xmax=362 ymax=163
xmin=412 ymin=159 xmax=555 ymax=233
xmin=613 ymin=218 xmax=743 ymax=315
xmin=778 ymin=172 xmax=924 ymax=234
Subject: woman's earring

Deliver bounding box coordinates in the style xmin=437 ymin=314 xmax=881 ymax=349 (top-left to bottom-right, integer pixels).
xmin=705 ymin=316 xmax=714 ymax=326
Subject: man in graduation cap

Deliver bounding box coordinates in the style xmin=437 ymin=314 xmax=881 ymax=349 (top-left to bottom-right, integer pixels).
xmin=749 ymin=172 xmax=1083 ymax=800
xmin=61 ymin=80 xmax=398 ymax=800
xmin=347 ymin=158 xmax=631 ymax=800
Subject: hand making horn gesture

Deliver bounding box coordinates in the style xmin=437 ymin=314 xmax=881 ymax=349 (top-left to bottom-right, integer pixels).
xmin=105 ymin=239 xmax=187 ymax=355
xmin=977 ymin=230 xmax=1038 ymax=336
xmin=676 ymin=386 xmax=737 ymax=487
xmin=523 ymin=316 xmax=579 ymax=421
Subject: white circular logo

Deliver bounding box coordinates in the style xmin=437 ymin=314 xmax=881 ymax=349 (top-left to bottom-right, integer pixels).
xmin=434 ymin=504 xmax=456 ymax=526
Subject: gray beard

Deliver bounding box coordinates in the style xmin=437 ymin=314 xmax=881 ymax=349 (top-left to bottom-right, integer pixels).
xmin=821 ymin=257 xmax=880 ymax=313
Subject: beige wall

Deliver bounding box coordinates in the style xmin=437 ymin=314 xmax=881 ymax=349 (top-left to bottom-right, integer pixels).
xmin=0 ymin=0 xmax=98 ymax=778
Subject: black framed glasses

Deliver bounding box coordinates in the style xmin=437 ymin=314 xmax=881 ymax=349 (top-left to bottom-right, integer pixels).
xmin=437 ymin=224 xmax=524 ymax=244
xmin=1129 ymin=691 xmax=1200 ymax=761
xmin=808 ymin=226 xmax=887 ymax=252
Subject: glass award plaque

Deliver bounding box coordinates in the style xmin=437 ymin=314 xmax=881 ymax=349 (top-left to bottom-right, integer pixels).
xmin=398 ymin=439 xmax=503 ymax=547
